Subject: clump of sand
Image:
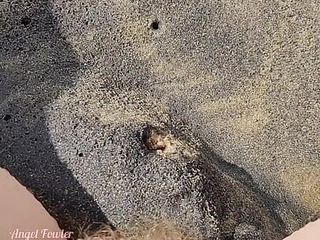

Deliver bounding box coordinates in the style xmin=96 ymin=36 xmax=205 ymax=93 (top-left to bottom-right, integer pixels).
xmin=141 ymin=125 xmax=197 ymax=159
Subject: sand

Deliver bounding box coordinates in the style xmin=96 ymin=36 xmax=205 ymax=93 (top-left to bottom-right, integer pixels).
xmin=0 ymin=0 xmax=319 ymax=239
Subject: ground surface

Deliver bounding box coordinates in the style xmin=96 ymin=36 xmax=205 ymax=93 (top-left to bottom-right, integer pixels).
xmin=0 ymin=0 xmax=319 ymax=239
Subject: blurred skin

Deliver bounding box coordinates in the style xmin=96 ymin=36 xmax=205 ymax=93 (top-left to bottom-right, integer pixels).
xmin=284 ymin=220 xmax=320 ymax=240
xmin=0 ymin=168 xmax=67 ymax=240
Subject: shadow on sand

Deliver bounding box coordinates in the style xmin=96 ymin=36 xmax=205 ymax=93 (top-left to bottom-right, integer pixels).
xmin=0 ymin=0 xmax=111 ymax=237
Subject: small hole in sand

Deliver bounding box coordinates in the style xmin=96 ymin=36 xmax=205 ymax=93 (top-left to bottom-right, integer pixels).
xmin=150 ymin=20 xmax=160 ymax=30
xmin=78 ymin=153 xmax=84 ymax=157
xmin=3 ymin=114 xmax=11 ymax=121
xmin=21 ymin=17 xmax=31 ymax=26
